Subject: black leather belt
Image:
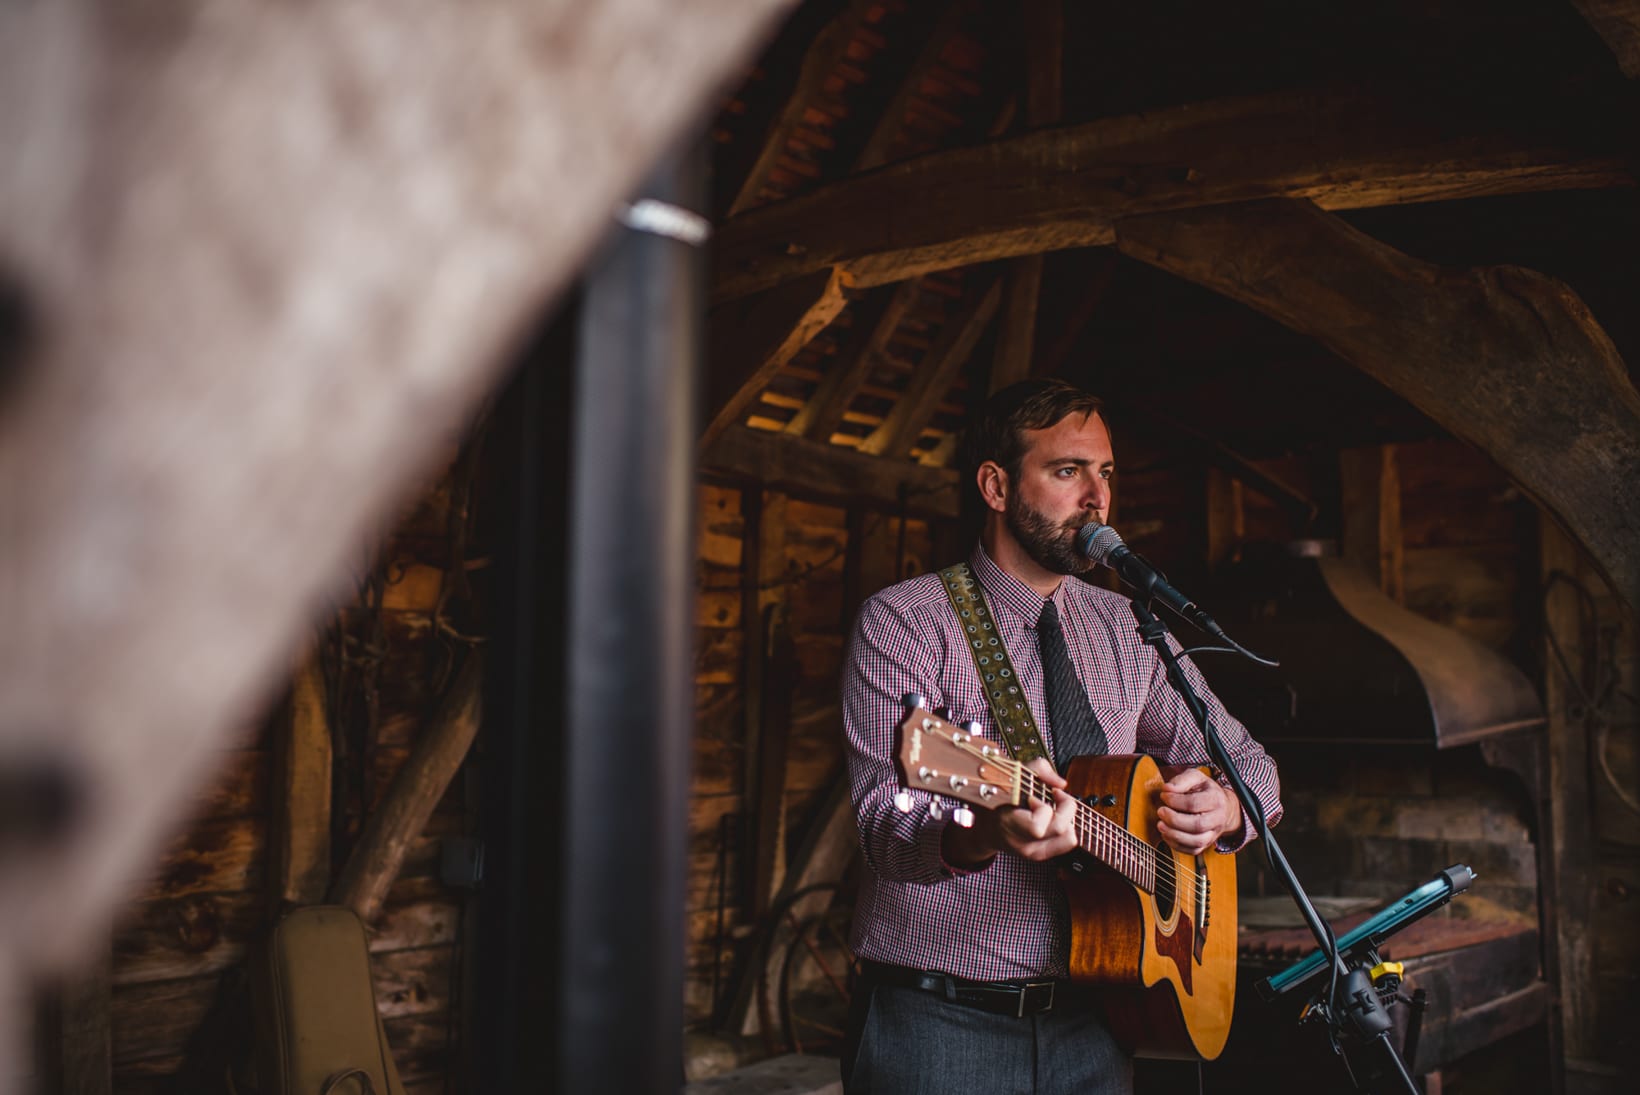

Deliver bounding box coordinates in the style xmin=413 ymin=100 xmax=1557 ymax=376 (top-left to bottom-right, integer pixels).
xmin=859 ymin=960 xmax=1064 ymax=1018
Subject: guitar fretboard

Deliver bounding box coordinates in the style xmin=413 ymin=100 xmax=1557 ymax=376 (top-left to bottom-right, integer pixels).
xmin=1018 ymin=767 xmax=1158 ymax=893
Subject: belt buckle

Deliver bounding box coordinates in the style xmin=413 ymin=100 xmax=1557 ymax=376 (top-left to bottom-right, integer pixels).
xmin=1018 ymin=979 xmax=1055 ymax=1017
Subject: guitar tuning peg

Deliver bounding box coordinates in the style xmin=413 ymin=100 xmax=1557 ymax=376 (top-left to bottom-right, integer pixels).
xmin=901 ymin=692 xmax=927 ymax=712
xmin=893 ymin=791 xmax=912 ymax=813
xmin=951 ymin=806 xmax=975 ymax=829
xmin=963 ymin=721 xmax=983 ymax=736
xmin=928 ymin=800 xmax=944 ymax=821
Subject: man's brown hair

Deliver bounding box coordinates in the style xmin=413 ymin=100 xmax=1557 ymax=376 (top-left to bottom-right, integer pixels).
xmin=960 ymin=378 xmax=1105 ymax=486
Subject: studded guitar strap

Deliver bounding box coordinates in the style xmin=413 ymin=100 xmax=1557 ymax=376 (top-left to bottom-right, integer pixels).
xmin=936 ymin=562 xmax=1049 ymax=765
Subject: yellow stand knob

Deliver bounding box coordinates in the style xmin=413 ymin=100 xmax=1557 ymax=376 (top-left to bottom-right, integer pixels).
xmin=1369 ymin=960 xmax=1404 ymax=983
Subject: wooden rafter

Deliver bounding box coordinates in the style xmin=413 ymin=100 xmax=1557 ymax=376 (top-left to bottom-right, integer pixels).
xmin=1021 ymin=0 xmax=1063 ymax=129
xmin=702 ymin=265 xmax=853 ymax=448
xmin=274 ymin=650 xmax=331 ymax=906
xmin=786 ymin=277 xmax=921 ymax=441
xmin=329 ymin=655 xmax=481 ymax=923
xmin=851 ymin=0 xmax=976 ymax=172
xmin=712 ymin=0 xmax=850 ymax=217
xmin=724 ymin=0 xmax=876 ymax=218
xmin=712 ymin=88 xmax=1631 ymax=302
xmin=51 ymin=949 xmax=112 ymax=1095
xmin=702 ymin=425 xmax=960 ymax=517
xmin=989 ymin=254 xmax=1044 ymax=393
xmin=861 ymin=277 xmax=1002 ymax=458
xmin=919 ymin=430 xmax=960 ymax=469
xmin=1115 ymin=196 xmax=1640 ymax=610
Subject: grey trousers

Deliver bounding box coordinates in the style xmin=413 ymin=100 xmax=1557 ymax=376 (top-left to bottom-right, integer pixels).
xmin=842 ymin=979 xmax=1134 ymax=1095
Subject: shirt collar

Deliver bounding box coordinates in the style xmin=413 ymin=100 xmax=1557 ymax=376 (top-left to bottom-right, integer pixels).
xmin=969 ymin=543 xmax=1060 ymax=629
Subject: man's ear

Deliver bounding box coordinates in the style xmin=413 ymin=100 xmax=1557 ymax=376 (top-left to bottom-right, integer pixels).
xmin=976 ymin=461 xmax=1008 ymax=513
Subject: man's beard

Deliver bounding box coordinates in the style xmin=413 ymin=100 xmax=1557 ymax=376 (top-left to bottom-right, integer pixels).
xmin=1005 ymin=493 xmax=1094 ymax=577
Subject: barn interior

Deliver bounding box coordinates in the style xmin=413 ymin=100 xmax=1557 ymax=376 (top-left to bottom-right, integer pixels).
xmin=5 ymin=2 xmax=1640 ymax=1094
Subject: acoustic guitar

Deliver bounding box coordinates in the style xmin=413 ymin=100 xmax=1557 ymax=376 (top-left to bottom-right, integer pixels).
xmin=894 ymin=705 xmax=1238 ymax=1060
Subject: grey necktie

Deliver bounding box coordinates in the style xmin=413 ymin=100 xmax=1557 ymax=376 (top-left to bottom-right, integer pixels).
xmin=1038 ymin=598 xmax=1108 ymax=767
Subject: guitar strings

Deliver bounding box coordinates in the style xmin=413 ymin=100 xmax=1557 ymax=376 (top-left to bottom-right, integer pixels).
xmin=1011 ymin=759 xmax=1207 ymax=906
xmin=926 ymin=723 xmax=1208 ymax=906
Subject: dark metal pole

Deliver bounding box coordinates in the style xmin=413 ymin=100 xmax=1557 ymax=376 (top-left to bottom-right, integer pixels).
xmin=559 ymin=143 xmax=706 ymax=1092
xmin=476 ymin=299 xmax=579 ymax=1093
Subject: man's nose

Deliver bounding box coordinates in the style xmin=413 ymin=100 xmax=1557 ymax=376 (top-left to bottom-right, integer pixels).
xmin=1083 ymin=478 xmax=1110 ymax=513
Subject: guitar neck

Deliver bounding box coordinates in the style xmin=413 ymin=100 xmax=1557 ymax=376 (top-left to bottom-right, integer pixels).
xmin=1015 ymin=766 xmax=1158 ymax=895
xmin=896 ymin=706 xmax=1163 ymax=896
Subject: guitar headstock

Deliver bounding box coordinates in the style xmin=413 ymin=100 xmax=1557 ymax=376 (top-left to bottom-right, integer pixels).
xmin=894 ymin=706 xmax=1023 ymax=819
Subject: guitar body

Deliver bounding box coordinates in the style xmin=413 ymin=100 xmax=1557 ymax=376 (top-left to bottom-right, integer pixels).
xmin=1061 ymin=754 xmax=1237 ymax=1060
xmin=893 ymin=709 xmax=1238 ymax=1060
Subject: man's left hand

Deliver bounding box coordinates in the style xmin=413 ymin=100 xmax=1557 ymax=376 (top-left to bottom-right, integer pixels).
xmin=1156 ymin=768 xmax=1242 ymax=856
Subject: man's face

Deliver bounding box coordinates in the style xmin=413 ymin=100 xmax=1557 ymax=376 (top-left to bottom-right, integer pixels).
xmin=1001 ymin=412 xmax=1115 ymax=577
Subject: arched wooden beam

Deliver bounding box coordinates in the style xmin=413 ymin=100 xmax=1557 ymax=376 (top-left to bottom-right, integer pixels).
xmin=712 ymin=90 xmax=1631 ymax=303
xmin=1114 ymin=197 xmax=1640 ymax=610
xmin=1573 ymin=0 xmax=1640 ymax=78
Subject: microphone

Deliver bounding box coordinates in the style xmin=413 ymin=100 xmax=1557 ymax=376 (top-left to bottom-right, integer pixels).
xmin=1076 ymin=522 xmax=1230 ymax=642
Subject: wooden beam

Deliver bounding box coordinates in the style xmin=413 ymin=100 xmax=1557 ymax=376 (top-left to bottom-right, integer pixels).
xmin=1115 ymin=197 xmax=1640 ymax=610
xmin=49 ymin=946 xmax=112 ymax=1095
xmin=741 ymin=488 xmax=792 ymax=922
xmin=851 ymin=1 xmax=975 ymax=173
xmin=988 ymin=256 xmax=1044 ymax=393
xmin=1021 ymin=0 xmax=1064 ymax=129
xmin=861 ymin=278 xmax=1002 ymax=458
xmin=919 ymin=430 xmax=960 ymax=469
xmin=712 ymin=88 xmax=1630 ymax=302
xmin=712 ymin=0 xmax=851 ymax=218
xmin=0 ymin=0 xmax=792 ymax=1004
xmin=1540 ymin=520 xmax=1599 ymax=1060
xmin=329 ymin=655 xmax=481 ymax=923
xmin=1339 ymin=445 xmax=1405 ymax=604
xmin=1571 ymin=0 xmax=1640 ymax=79
xmin=702 ymin=425 xmax=960 ymax=517
xmin=702 ymin=266 xmax=853 ymax=449
xmin=274 ymin=649 xmax=332 ymax=907
xmin=786 ymin=278 xmax=920 ymax=441
xmin=745 ymin=599 xmax=795 ymax=920
xmin=724 ymin=0 xmax=876 ymax=217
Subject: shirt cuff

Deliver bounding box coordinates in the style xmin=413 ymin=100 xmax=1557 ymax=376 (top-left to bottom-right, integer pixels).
xmin=1213 ymin=775 xmax=1260 ymax=853
xmin=925 ymin=815 xmax=991 ymax=878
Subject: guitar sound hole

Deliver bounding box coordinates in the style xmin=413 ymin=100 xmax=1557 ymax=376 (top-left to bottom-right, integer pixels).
xmin=1152 ymin=842 xmax=1176 ymax=919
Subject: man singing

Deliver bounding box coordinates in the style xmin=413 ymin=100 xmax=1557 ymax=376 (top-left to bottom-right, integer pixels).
xmin=840 ymin=378 xmax=1282 ymax=1094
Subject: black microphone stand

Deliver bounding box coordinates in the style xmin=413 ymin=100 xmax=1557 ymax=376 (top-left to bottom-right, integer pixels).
xmin=1128 ymin=598 xmax=1421 ymax=1095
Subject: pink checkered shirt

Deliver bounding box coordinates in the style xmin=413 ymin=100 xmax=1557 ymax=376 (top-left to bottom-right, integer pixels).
xmin=842 ymin=544 xmax=1283 ymax=981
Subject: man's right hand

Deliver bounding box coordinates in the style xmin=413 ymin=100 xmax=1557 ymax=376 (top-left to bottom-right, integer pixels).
xmin=941 ymin=758 xmax=1082 ymax=869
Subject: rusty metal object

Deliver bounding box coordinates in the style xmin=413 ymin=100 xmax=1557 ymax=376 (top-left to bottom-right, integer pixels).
xmin=1205 ymin=543 xmax=1545 ymax=747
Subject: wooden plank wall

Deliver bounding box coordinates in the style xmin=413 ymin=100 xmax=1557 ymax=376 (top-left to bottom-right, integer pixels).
xmin=687 ymin=479 xmax=934 ymax=1032
xmin=99 ymin=454 xmax=475 ymax=1094
xmin=1540 ymin=516 xmax=1640 ymax=1085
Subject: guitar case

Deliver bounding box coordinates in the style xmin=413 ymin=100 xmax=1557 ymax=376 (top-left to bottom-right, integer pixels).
xmin=249 ymin=905 xmax=407 ymax=1095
